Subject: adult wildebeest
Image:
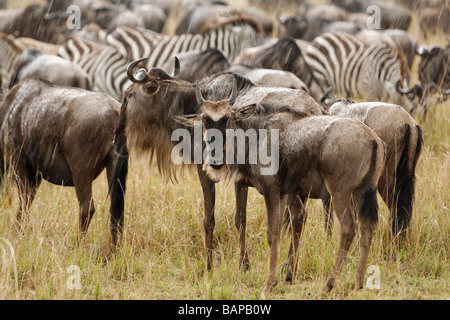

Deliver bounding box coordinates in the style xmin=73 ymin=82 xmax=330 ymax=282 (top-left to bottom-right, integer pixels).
xmin=0 ymin=78 xmax=128 ymax=246
xmin=0 ymin=33 xmax=90 ymax=92
xmin=114 ymin=57 xmax=326 ymax=280
xmin=411 ymin=44 xmax=450 ymax=117
xmin=418 ymin=6 xmax=450 ymax=39
xmin=229 ymin=64 xmax=309 ymax=91
xmin=175 ymin=1 xmax=272 ymax=35
xmin=330 ymin=0 xmax=412 ymax=30
xmin=173 ymin=83 xmax=385 ymax=293
xmin=159 ymin=48 xmax=229 ymax=82
xmin=324 ymin=99 xmax=423 ymax=240
xmin=9 ymin=48 xmax=91 ymax=90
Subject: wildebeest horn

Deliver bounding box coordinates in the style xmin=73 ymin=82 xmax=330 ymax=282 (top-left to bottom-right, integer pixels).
xmin=195 ymin=81 xmax=205 ymax=106
xmin=396 ymin=80 xmax=414 ymax=94
xmin=416 ymin=45 xmax=428 ymax=56
xmin=228 ymin=78 xmax=237 ymax=106
xmin=127 ymin=58 xmax=148 ymax=83
xmin=171 ymin=56 xmax=180 ymax=78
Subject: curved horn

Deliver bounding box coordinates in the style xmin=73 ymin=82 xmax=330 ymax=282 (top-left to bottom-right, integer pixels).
xmin=195 ymin=81 xmax=205 ymax=106
xmin=127 ymin=58 xmax=148 ymax=83
xmin=416 ymin=44 xmax=428 ymax=56
xmin=228 ymin=78 xmax=237 ymax=106
xmin=396 ymin=80 xmax=415 ymax=94
xmin=171 ymin=56 xmax=181 ymax=78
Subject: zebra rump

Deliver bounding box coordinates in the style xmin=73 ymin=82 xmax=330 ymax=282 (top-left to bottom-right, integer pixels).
xmin=304 ymin=32 xmax=415 ymax=111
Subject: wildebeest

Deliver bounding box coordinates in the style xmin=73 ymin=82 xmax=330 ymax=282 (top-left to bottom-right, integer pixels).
xmin=330 ymin=0 xmax=412 ymax=30
xmin=114 ymin=58 xmax=325 ymax=276
xmin=324 ymin=99 xmax=423 ymax=240
xmin=229 ymin=64 xmax=309 ymax=91
xmin=0 ymin=78 xmax=128 ymax=246
xmin=0 ymin=33 xmax=90 ymax=92
xmin=159 ymin=48 xmax=230 ymax=82
xmin=417 ymin=44 xmax=450 ymax=93
xmin=407 ymin=44 xmax=450 ymax=117
xmin=418 ymin=6 xmax=450 ymax=39
xmin=173 ymin=82 xmax=385 ymax=293
xmin=278 ymin=14 xmax=362 ymax=42
xmin=9 ymin=48 xmax=91 ymax=90
xmin=175 ymin=1 xmax=272 ymax=35
xmin=0 ymin=4 xmax=72 ymax=44
xmin=277 ymin=4 xmax=366 ymax=42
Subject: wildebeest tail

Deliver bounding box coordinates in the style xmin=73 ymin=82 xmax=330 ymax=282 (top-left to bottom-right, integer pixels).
xmin=358 ymin=140 xmax=381 ymax=227
xmin=393 ymin=124 xmax=423 ymax=236
xmin=109 ymin=154 xmax=128 ymax=239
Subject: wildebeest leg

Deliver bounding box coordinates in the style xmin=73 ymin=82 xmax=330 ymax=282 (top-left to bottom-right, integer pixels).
xmin=354 ymin=188 xmax=378 ymax=289
xmin=263 ymin=189 xmax=282 ymax=293
xmin=106 ymin=153 xmax=128 ymax=247
xmin=14 ymin=157 xmax=41 ymax=231
xmin=234 ymin=181 xmax=249 ymax=270
xmin=322 ymin=196 xmax=333 ymax=237
xmin=285 ymin=194 xmax=307 ymax=283
xmin=197 ymin=165 xmax=216 ymax=270
xmin=325 ymin=195 xmax=356 ymax=292
xmin=73 ymin=179 xmax=95 ymax=241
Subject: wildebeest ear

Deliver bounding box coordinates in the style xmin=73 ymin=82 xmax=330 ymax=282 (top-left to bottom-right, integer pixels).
xmin=143 ymin=80 xmax=160 ymax=95
xmin=232 ymin=104 xmax=256 ymax=121
xmin=171 ymin=114 xmax=202 ymax=127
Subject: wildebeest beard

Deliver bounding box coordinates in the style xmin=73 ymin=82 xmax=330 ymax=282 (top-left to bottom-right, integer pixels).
xmin=117 ymin=75 xmax=244 ymax=183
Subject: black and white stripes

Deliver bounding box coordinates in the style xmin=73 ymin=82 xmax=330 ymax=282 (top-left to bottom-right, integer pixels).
xmin=106 ymin=24 xmax=264 ymax=68
xmin=58 ymin=38 xmax=131 ymax=101
xmin=305 ymin=32 xmax=411 ymax=107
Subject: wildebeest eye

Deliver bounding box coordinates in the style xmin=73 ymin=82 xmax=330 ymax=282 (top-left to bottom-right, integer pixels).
xmin=143 ymin=80 xmax=159 ymax=95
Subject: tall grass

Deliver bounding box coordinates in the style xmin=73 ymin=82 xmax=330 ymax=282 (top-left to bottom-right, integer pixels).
xmin=0 ymin=0 xmax=449 ymax=300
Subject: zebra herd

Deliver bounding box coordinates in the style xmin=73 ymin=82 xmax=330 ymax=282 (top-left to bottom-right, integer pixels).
xmin=0 ymin=0 xmax=448 ymax=293
xmin=0 ymin=0 xmax=448 ymax=110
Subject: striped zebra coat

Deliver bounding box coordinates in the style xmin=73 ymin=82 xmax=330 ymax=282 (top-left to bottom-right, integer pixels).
xmin=58 ymin=38 xmax=131 ymax=101
xmin=304 ymin=32 xmax=414 ymax=111
xmin=106 ymin=24 xmax=265 ymax=68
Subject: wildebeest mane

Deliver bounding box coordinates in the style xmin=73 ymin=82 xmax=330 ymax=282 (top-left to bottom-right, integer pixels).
xmin=122 ymin=80 xmax=199 ymax=183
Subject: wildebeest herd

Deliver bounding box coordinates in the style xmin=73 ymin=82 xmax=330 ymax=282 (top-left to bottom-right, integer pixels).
xmin=0 ymin=0 xmax=448 ymax=294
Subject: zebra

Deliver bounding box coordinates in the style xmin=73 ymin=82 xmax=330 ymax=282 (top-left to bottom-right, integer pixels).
xmin=106 ymin=24 xmax=265 ymax=68
xmin=58 ymin=38 xmax=132 ymax=101
xmin=304 ymin=32 xmax=416 ymax=111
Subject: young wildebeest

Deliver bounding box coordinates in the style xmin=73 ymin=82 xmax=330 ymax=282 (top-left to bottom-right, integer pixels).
xmin=114 ymin=58 xmax=326 ymax=275
xmin=0 ymin=78 xmax=128 ymax=246
xmin=324 ymin=99 xmax=423 ymax=241
xmin=173 ymin=82 xmax=385 ymax=293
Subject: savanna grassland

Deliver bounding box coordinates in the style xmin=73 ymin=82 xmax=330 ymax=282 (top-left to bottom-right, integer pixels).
xmin=0 ymin=0 xmax=448 ymax=300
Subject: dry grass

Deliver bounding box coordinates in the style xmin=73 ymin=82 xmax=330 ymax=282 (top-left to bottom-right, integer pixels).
xmin=0 ymin=0 xmax=449 ymax=300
